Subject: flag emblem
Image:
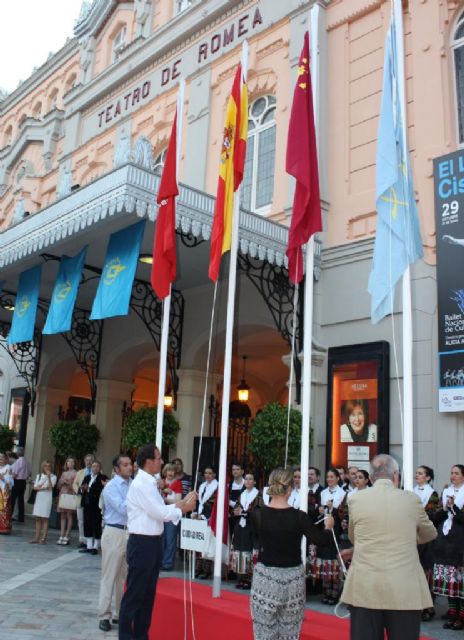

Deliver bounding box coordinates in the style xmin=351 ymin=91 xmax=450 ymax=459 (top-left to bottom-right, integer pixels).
xmin=103 ymin=258 xmax=126 ymax=285
xmin=54 ymin=281 xmax=72 ymax=302
xmin=17 ymin=296 xmax=31 ymax=318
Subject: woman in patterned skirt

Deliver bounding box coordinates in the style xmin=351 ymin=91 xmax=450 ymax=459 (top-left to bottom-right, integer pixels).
xmin=413 ymin=464 xmax=440 ymax=622
xmin=250 ymin=467 xmax=334 ymax=640
xmin=229 ymin=472 xmax=263 ymax=589
xmin=309 ymin=467 xmax=345 ymax=605
xmin=0 ymin=453 xmax=13 ymax=534
xmin=431 ymin=464 xmax=464 ymax=630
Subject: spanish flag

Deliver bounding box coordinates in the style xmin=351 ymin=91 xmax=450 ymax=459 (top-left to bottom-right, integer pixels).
xmin=208 ymin=62 xmax=248 ymax=282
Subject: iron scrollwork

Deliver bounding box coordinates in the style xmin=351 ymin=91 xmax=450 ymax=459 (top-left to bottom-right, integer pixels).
xmin=130 ymin=281 xmax=184 ymax=369
xmin=237 ymin=253 xmax=303 ymax=403
xmin=59 ymin=310 xmax=103 ymax=413
xmin=0 ymin=313 xmax=42 ymax=417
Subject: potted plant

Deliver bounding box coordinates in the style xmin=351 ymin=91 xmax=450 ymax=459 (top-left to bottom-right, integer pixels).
xmin=0 ymin=425 xmax=15 ymax=453
xmin=248 ymin=402 xmax=310 ymax=477
xmin=121 ymin=406 xmax=180 ymax=459
xmin=48 ymin=418 xmax=100 ymax=462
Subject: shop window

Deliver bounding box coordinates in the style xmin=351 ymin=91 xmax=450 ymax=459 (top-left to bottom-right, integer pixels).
xmin=8 ymin=388 xmax=27 ymax=435
xmin=175 ymin=0 xmax=193 ymax=15
xmin=241 ymin=95 xmax=276 ymax=215
xmin=112 ymin=26 xmax=127 ymax=63
xmin=453 ymin=11 xmax=464 ymax=144
xmin=153 ymin=147 xmax=167 ymax=174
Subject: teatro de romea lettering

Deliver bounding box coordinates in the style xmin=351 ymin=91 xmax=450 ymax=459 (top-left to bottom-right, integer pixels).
xmin=0 ymin=0 xmax=461 ymax=487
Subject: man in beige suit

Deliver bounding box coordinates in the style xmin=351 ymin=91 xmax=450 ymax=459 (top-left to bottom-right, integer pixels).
xmin=340 ymin=454 xmax=437 ymax=640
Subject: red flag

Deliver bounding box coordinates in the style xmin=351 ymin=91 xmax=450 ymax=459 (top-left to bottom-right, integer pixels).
xmin=209 ymin=481 xmax=229 ymax=545
xmin=286 ymin=32 xmax=322 ymax=284
xmin=151 ymin=111 xmax=179 ymax=299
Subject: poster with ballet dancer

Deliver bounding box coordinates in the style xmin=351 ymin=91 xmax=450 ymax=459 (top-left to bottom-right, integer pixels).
xmin=434 ymin=150 xmax=464 ymax=411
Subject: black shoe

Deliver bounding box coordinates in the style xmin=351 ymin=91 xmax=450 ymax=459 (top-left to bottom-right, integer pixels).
xmin=112 ymin=619 xmax=119 ymax=624
xmin=79 ymin=548 xmax=90 ymax=553
xmin=99 ymin=620 xmax=111 ymax=632
xmin=78 ymin=542 xmax=87 ymax=549
xmin=90 ymin=549 xmax=98 ymax=555
xmin=443 ymin=620 xmax=456 ymax=629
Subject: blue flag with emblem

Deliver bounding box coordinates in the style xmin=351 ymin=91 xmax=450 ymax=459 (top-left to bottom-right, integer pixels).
xmin=368 ymin=17 xmax=423 ymax=324
xmin=90 ymin=220 xmax=145 ymax=320
xmin=43 ymin=247 xmax=87 ymax=335
xmin=8 ymin=265 xmax=42 ymax=344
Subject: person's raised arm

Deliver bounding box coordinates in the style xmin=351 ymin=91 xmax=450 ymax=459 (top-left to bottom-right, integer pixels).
xmin=300 ymin=510 xmax=334 ymax=547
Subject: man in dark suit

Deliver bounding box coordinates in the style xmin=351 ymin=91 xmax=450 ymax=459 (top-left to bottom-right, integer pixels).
xmin=79 ymin=460 xmax=107 ymax=555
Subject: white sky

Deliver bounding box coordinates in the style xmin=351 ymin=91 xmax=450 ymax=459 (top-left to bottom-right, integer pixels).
xmin=0 ymin=0 xmax=84 ymax=93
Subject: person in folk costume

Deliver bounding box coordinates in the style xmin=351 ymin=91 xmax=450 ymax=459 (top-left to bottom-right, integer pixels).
xmin=0 ymin=453 xmax=13 ymax=534
xmin=78 ymin=461 xmax=107 ymax=555
xmin=288 ymin=468 xmax=302 ymax=509
xmin=344 ymin=466 xmax=359 ymax=496
xmin=228 ymin=462 xmax=246 ymax=551
xmin=307 ymin=467 xmax=323 ymax=521
xmin=412 ymin=464 xmax=440 ymax=623
xmin=338 ymin=470 xmax=373 ymax=568
xmin=431 ymin=464 xmax=464 ymax=630
xmin=193 ymin=466 xmax=218 ymax=579
xmin=229 ymin=472 xmax=263 ymax=589
xmin=309 ymin=467 xmax=345 ymax=605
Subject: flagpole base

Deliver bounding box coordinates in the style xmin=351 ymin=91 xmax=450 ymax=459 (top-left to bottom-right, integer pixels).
xmin=212 ymin=575 xmax=222 ymax=598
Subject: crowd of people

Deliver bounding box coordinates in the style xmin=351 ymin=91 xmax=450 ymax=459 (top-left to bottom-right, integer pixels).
xmin=1 ymin=446 xmax=464 ymax=638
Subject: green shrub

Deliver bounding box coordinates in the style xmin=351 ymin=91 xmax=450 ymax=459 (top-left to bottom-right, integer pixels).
xmin=121 ymin=407 xmax=180 ymax=452
xmin=49 ymin=419 xmax=100 ymax=461
xmin=0 ymin=425 xmax=15 ymax=453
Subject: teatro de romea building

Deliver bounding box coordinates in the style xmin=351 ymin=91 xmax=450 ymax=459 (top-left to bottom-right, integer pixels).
xmin=0 ymin=0 xmax=463 ymax=486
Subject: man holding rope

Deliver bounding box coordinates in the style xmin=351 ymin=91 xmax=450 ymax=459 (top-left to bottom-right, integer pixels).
xmin=340 ymin=454 xmax=437 ymax=640
xmin=118 ymin=443 xmax=197 ymax=640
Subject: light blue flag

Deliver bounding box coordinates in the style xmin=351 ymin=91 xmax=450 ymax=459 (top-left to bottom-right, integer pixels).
xmin=90 ymin=220 xmax=145 ymax=320
xmin=43 ymin=247 xmax=87 ymax=335
xmin=368 ymin=18 xmax=423 ymax=324
xmin=8 ymin=265 xmax=42 ymax=344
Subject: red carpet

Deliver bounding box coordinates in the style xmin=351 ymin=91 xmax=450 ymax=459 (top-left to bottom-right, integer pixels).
xmin=149 ymin=577 xmax=433 ymax=639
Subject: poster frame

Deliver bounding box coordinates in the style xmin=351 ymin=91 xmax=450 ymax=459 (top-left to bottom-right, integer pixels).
xmin=325 ymin=341 xmax=390 ymax=473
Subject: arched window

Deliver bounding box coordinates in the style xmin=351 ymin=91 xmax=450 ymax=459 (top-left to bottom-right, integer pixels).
xmin=241 ymin=95 xmax=276 ymax=214
xmin=18 ymin=114 xmax=27 ymax=130
xmin=153 ymin=148 xmax=167 ymax=175
xmin=112 ymin=26 xmax=127 ymax=63
xmin=453 ymin=12 xmax=464 ymax=143
xmin=65 ymin=72 xmax=77 ymax=93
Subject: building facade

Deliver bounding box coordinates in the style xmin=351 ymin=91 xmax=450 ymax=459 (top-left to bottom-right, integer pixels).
xmin=0 ymin=0 xmax=462 ymax=487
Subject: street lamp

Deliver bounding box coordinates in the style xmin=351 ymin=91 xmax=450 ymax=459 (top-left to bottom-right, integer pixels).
xmin=237 ymin=355 xmax=251 ymax=403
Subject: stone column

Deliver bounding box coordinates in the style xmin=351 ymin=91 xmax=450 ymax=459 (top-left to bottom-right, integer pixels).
xmin=93 ymin=380 xmax=135 ymax=474
xmin=26 ymin=386 xmax=69 ymax=477
xmin=182 ymin=67 xmax=212 ymax=190
xmin=172 ymin=368 xmax=221 ymax=475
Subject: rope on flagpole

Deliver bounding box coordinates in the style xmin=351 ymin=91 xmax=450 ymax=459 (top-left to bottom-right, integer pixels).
xmin=285 ymin=271 xmax=299 ymax=468
xmin=193 ymin=280 xmax=219 ymax=492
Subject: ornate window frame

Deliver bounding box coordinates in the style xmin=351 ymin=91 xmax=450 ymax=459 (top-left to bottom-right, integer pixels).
xmin=241 ymin=94 xmax=276 ymax=216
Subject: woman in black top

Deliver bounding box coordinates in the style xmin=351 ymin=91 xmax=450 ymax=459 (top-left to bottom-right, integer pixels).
xmin=250 ymin=467 xmax=334 ymax=640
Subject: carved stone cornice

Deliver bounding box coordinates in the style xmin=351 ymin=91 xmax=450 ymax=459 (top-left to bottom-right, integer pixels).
xmin=0 ymin=162 xmax=290 ymax=270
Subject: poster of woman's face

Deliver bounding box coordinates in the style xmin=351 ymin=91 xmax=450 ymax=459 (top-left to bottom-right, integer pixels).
xmin=340 ymin=399 xmax=378 ymax=443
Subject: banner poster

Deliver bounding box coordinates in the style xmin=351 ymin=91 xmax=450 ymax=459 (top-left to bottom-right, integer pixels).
xmin=326 ymin=342 xmax=389 ymax=472
xmin=434 ymin=150 xmax=464 ymax=412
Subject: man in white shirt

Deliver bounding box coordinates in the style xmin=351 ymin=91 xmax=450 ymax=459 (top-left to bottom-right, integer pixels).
xmin=118 ymin=443 xmax=197 ymax=640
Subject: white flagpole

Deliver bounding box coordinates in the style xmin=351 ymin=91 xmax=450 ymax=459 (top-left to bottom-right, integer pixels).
xmin=299 ymin=4 xmax=320 ymax=563
xmin=155 ymin=79 xmax=185 ymax=451
xmin=393 ymin=0 xmax=414 ymax=490
xmin=212 ymin=41 xmax=248 ymax=599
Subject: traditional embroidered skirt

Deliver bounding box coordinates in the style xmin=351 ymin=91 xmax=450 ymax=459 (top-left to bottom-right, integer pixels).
xmin=251 ymin=562 xmax=305 ymax=640
xmin=307 ymin=556 xmax=343 ymax=582
xmin=229 ymin=549 xmax=253 ymax=575
xmin=433 ymin=564 xmax=464 ymax=599
xmin=0 ymin=488 xmax=12 ymax=534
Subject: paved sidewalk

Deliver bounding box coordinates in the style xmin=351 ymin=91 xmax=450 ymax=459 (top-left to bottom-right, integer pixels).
xmin=0 ymin=517 xmax=447 ymax=639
